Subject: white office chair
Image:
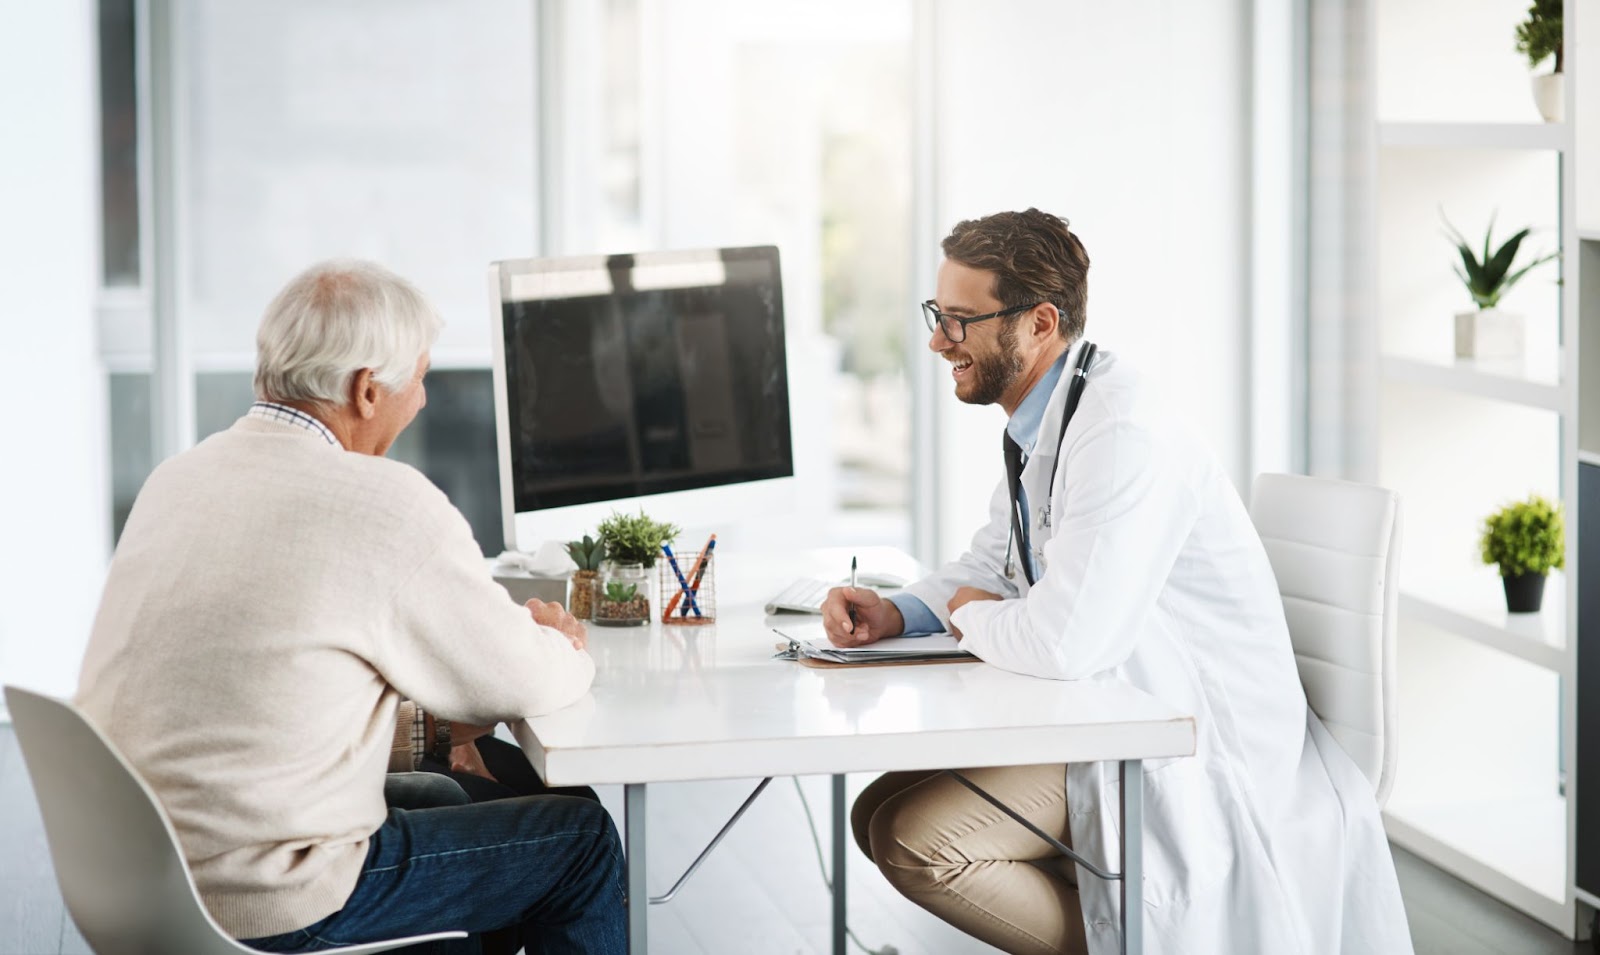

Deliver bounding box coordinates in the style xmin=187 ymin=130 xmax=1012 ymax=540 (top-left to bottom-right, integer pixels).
xmin=3 ymin=686 xmax=468 ymax=955
xmin=1248 ymin=473 xmax=1402 ymax=807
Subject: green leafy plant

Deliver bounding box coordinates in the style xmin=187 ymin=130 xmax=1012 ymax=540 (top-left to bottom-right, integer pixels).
xmin=603 ymin=581 xmax=638 ymax=603
xmin=1442 ymin=211 xmax=1558 ymax=310
xmin=565 ymin=535 xmax=607 ymax=572
xmin=1480 ymin=495 xmax=1565 ymax=577
xmin=1515 ymin=0 xmax=1563 ymax=73
xmin=596 ymin=509 xmax=681 ymax=567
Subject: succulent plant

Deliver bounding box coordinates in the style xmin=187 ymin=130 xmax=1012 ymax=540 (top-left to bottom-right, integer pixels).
xmin=604 ymin=582 xmax=638 ymax=603
xmin=565 ymin=535 xmax=607 ymax=573
xmin=1441 ymin=210 xmax=1557 ymax=310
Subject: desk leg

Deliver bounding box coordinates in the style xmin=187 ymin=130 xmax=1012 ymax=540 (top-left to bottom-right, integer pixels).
xmin=626 ymin=783 xmax=648 ymax=955
xmin=1120 ymin=760 xmax=1143 ymax=955
xmin=832 ymin=774 xmax=847 ymax=955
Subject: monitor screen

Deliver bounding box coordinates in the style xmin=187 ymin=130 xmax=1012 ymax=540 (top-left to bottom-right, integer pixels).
xmin=491 ymin=246 xmax=794 ymax=519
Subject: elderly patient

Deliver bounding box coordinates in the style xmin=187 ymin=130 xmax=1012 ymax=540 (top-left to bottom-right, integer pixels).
xmin=75 ymin=260 xmax=624 ymax=954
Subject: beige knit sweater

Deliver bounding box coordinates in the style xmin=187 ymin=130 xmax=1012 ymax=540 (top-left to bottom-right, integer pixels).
xmin=76 ymin=416 xmax=596 ymax=939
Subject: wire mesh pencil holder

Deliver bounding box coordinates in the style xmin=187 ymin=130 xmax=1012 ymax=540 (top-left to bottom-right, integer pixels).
xmin=660 ymin=551 xmax=716 ymax=625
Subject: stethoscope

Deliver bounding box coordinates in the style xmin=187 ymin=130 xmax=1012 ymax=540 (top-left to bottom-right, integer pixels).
xmin=1004 ymin=340 xmax=1098 ymax=583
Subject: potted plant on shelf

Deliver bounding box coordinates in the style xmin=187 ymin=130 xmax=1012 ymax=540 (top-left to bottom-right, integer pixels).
xmin=1443 ymin=211 xmax=1557 ymax=361
xmin=593 ymin=509 xmax=681 ymax=627
xmin=564 ymin=535 xmax=606 ymax=620
xmin=1480 ymin=494 xmax=1565 ymax=613
xmin=1515 ymin=0 xmax=1563 ymax=122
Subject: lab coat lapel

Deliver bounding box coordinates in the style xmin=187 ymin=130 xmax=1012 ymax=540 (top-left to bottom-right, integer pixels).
xmin=1018 ymin=365 xmax=1075 ymax=586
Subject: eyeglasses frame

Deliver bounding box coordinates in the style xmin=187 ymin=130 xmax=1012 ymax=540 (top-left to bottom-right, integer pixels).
xmin=921 ymin=299 xmax=1044 ymax=344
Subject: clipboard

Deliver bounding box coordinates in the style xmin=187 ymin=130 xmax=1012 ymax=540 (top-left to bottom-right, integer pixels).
xmin=772 ymin=625 xmax=978 ymax=667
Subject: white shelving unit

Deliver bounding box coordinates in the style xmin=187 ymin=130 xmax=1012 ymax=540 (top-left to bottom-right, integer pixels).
xmin=1377 ymin=121 xmax=1567 ymax=150
xmin=1366 ymin=0 xmax=1589 ymax=937
xmin=1400 ymin=573 xmax=1566 ymax=671
xmin=1379 ymin=354 xmax=1565 ymax=411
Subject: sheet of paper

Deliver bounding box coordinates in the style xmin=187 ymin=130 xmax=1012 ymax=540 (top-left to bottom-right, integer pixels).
xmin=816 ymin=633 xmax=963 ymax=654
xmin=773 ymin=623 xmax=961 ymax=654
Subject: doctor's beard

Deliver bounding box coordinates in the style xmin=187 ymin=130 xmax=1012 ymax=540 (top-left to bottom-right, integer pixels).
xmin=956 ymin=316 xmax=1025 ymax=406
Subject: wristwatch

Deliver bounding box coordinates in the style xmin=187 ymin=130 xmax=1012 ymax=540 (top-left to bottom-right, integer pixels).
xmin=430 ymin=716 xmax=452 ymax=760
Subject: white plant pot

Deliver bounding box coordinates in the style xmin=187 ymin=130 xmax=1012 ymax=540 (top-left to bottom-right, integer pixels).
xmin=1532 ymin=72 xmax=1564 ymax=123
xmin=1454 ymin=308 xmax=1524 ymax=360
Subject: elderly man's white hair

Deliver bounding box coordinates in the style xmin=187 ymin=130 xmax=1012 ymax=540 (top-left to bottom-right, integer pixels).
xmin=254 ymin=260 xmax=442 ymax=406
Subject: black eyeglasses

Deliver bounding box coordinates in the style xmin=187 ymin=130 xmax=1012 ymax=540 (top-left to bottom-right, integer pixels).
xmin=921 ymin=299 xmax=1042 ymax=344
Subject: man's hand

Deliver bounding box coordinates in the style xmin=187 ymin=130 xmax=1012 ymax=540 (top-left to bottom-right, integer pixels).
xmin=821 ymin=587 xmax=905 ymax=648
xmin=946 ymin=586 xmax=1003 ymax=640
xmin=448 ymin=740 xmax=499 ymax=782
xmin=526 ymin=598 xmax=587 ymax=650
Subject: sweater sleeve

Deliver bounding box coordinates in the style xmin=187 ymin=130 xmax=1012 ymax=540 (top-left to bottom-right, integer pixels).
xmin=372 ymin=497 xmax=596 ymax=725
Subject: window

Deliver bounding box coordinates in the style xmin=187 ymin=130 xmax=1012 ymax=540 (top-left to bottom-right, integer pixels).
xmin=101 ymin=0 xmax=916 ymax=553
xmin=102 ymin=1 xmax=539 ymax=553
xmin=578 ymin=0 xmax=916 ymax=545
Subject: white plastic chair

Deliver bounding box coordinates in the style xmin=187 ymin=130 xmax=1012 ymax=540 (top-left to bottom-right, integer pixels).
xmin=1248 ymin=473 xmax=1402 ymax=807
xmin=4 ymin=686 xmax=468 ymax=954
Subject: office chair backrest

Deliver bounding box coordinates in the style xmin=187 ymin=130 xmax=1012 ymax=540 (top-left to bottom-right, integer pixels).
xmin=1248 ymin=474 xmax=1402 ymax=807
xmin=3 ymin=686 xmax=465 ymax=955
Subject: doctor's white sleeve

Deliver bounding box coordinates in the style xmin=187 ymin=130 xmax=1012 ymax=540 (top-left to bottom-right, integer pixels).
xmin=949 ymin=404 xmax=1201 ymax=680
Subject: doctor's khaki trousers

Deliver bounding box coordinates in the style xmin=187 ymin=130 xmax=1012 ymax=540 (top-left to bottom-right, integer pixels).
xmin=853 ymin=764 xmax=1087 ymax=955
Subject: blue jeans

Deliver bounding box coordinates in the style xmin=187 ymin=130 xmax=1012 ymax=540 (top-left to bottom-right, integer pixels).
xmin=242 ymin=796 xmax=626 ymax=954
xmin=383 ymin=772 xmax=471 ymax=810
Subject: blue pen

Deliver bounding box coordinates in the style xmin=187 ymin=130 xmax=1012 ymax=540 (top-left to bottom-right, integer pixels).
xmin=661 ymin=544 xmax=701 ymax=617
xmin=682 ymin=536 xmax=718 ymax=617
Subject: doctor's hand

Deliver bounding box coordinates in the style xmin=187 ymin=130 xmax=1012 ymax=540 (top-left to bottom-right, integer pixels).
xmin=946 ymin=587 xmax=1003 ymax=640
xmin=821 ymin=587 xmax=904 ymax=648
xmin=526 ymin=598 xmax=587 ymax=651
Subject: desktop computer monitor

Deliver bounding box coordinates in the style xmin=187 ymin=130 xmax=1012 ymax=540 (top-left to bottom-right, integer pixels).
xmin=488 ymin=245 xmax=795 ymax=553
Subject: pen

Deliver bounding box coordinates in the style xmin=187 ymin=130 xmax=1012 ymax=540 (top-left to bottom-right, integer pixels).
xmin=661 ymin=544 xmax=700 ymax=618
xmin=665 ymin=534 xmax=717 ymax=618
xmin=849 ymin=555 xmax=858 ymax=629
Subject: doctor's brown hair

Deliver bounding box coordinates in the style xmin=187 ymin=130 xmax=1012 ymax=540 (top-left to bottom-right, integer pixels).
xmin=941 ymin=208 xmax=1090 ymax=342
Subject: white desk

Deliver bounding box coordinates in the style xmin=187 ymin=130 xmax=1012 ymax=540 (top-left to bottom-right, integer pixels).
xmin=512 ymin=550 xmax=1195 ymax=954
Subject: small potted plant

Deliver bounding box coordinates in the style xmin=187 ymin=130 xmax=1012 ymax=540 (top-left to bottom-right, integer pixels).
xmin=1442 ymin=211 xmax=1557 ymax=361
xmin=564 ymin=535 xmax=606 ymax=620
xmin=1480 ymin=494 xmax=1565 ymax=613
xmin=1515 ymin=0 xmax=1563 ymax=122
xmin=593 ymin=509 xmax=681 ymax=627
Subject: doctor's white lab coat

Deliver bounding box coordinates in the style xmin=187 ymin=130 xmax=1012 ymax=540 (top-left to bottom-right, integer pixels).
xmin=901 ymin=342 xmax=1413 ymax=955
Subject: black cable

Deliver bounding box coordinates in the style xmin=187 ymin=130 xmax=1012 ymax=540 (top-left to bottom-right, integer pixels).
xmin=790 ymin=774 xmax=896 ymax=953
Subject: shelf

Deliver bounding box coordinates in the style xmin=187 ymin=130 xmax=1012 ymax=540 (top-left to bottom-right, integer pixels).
xmin=1580 ymin=228 xmax=1600 ymax=243
xmin=1385 ymin=793 xmax=1567 ymax=931
xmin=1399 ymin=572 xmax=1566 ymax=672
xmin=1380 ymin=355 xmax=1565 ymax=411
xmin=1378 ymin=122 xmax=1567 ymax=151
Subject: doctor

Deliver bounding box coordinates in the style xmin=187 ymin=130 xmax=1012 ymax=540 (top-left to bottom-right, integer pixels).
xmin=821 ymin=209 xmax=1412 ymax=955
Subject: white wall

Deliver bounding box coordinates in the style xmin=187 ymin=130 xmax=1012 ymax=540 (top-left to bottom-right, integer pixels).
xmin=0 ymin=0 xmax=109 ymax=712
xmin=928 ymin=0 xmax=1251 ymax=561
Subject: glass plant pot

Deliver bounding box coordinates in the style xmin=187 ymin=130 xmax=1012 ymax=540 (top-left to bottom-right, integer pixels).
xmin=593 ymin=562 xmax=650 ymax=627
xmin=568 ymin=570 xmax=600 ymax=620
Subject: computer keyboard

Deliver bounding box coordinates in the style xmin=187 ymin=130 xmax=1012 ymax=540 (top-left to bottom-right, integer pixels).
xmin=764 ymin=577 xmax=836 ymax=614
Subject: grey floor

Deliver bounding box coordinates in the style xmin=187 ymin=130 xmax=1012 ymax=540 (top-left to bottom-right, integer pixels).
xmin=0 ymin=723 xmax=1588 ymax=955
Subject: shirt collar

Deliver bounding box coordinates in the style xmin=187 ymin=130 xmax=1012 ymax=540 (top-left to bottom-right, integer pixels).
xmin=1005 ymin=345 xmax=1076 ymax=456
xmin=246 ymin=401 xmax=342 ymax=448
